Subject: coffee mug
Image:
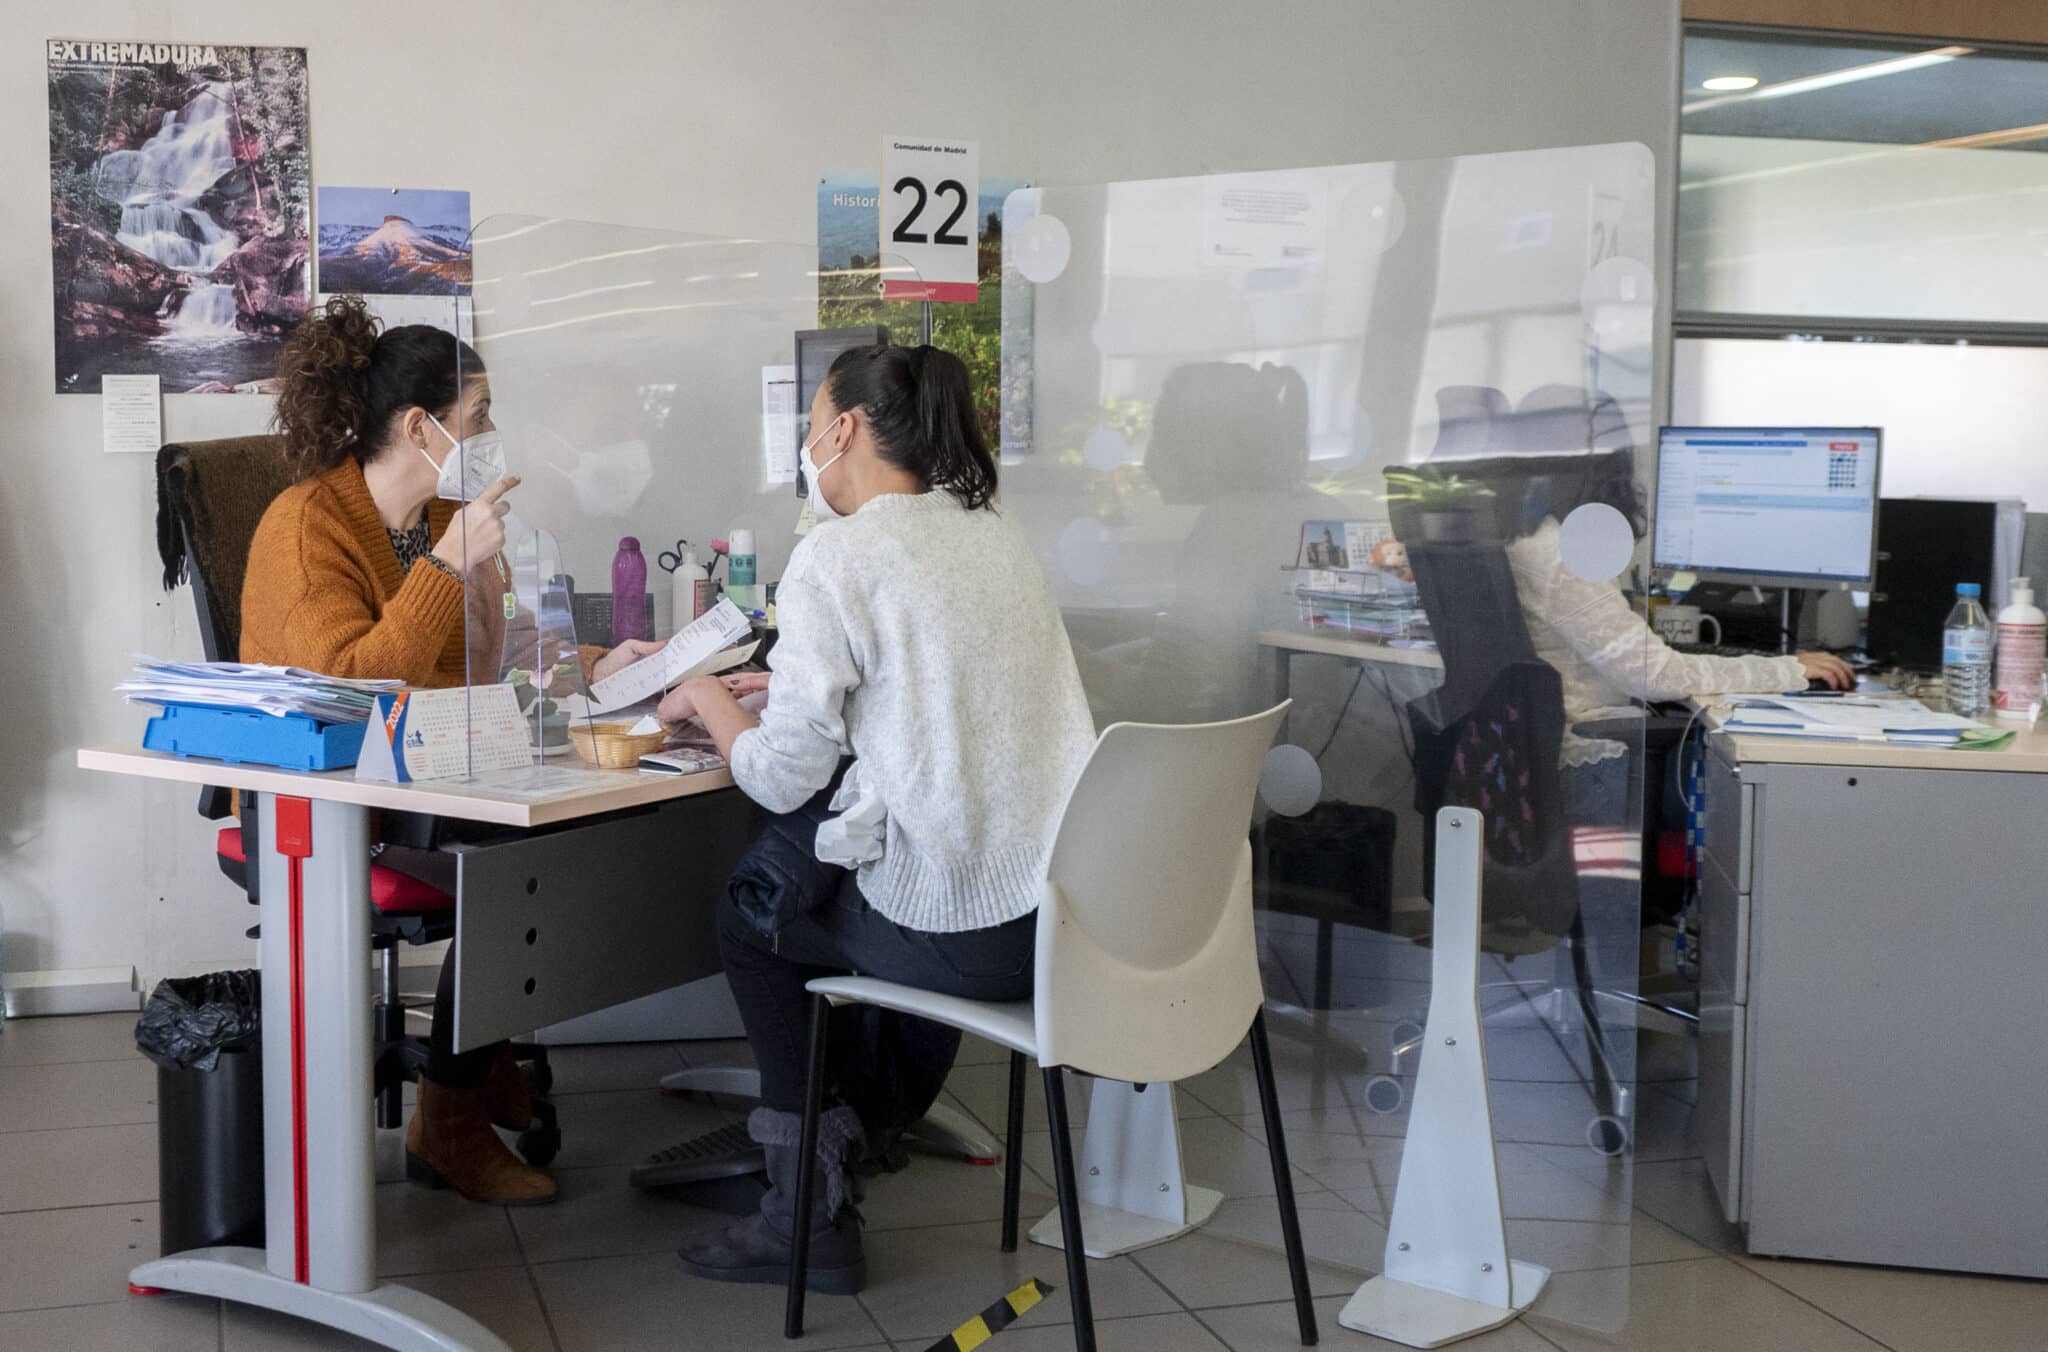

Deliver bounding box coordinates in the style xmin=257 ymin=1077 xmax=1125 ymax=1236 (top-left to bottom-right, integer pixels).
xmin=1654 ymin=605 xmax=1720 ymax=647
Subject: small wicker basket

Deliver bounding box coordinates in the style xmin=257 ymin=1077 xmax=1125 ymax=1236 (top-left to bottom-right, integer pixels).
xmin=566 ymin=720 xmax=667 ymax=769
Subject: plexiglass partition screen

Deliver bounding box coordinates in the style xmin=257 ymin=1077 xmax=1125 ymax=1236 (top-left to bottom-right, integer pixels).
xmin=449 ymin=223 xmax=919 ymax=779
xmin=1005 ymin=145 xmax=1657 ymax=1332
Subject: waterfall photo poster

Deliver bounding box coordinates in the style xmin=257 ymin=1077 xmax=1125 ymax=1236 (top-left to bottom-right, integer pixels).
xmin=46 ymin=40 xmax=311 ymax=395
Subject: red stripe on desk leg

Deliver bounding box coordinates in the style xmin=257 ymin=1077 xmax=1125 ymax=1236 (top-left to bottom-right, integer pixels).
xmin=289 ymin=852 xmax=309 ymax=1284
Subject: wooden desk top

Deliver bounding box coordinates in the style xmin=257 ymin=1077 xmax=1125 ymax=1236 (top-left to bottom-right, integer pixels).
xmin=1699 ymin=705 xmax=2048 ymax=775
xmin=77 ymin=745 xmax=735 ymax=828
xmin=1258 ymin=628 xmax=1444 ymax=670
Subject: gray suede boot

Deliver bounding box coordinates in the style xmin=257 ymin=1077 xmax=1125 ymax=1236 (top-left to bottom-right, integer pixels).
xmin=676 ymin=1105 xmax=867 ymax=1293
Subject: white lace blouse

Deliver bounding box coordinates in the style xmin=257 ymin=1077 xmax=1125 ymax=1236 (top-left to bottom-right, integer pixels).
xmin=1505 ymin=519 xmax=1806 ymax=766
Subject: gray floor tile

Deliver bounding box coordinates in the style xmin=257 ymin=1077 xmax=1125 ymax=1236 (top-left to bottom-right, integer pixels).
xmin=1018 ymin=1115 xmax=1312 ymax=1203
xmin=219 ymin=1263 xmax=554 ymax=1350
xmin=1533 ymin=1256 xmax=1888 ymax=1351
xmin=533 ymin=1248 xmax=885 ymax=1351
xmin=0 ymin=1122 xmax=158 ymax=1212
xmin=0 ymin=1291 xmax=220 ymax=1351
xmin=0 ymin=1058 xmax=158 ymax=1134
xmin=0 ymin=1201 xmax=158 ymax=1312
xmin=1197 ymin=1295 xmax=1558 ymax=1352
xmin=1504 ymin=1213 xmax=1710 ymax=1274
xmin=1131 ymin=1193 xmax=1376 ymax=1310
xmin=991 ymin=1310 xmax=1229 ymax=1350
xmin=0 ymin=1012 xmax=144 ymax=1067
xmin=511 ymin=1164 xmax=701 ymax=1266
xmin=1626 ymin=1157 xmax=1744 ymax=1252
xmin=1235 ymin=1107 xmax=1407 ymax=1193
xmin=535 ymin=1041 xmax=685 ymax=1096
xmin=1741 ymin=1255 xmax=2048 ymax=1352
xmin=857 ymin=1219 xmax=1180 ymax=1342
xmin=954 ymin=1034 xmax=1012 ymax=1067
xmin=374 ymin=1180 xmax=523 ymax=1278
xmin=543 ymin=1086 xmax=737 ymax=1172
xmin=859 ymin=1152 xmax=1055 ymax=1234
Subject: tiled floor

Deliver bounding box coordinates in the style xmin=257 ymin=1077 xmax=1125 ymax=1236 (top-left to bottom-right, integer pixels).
xmin=3 ymin=1010 xmax=2045 ymax=1350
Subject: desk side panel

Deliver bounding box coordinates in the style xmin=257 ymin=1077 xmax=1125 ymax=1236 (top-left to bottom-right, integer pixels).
xmin=1743 ymin=761 xmax=2048 ymax=1275
xmin=453 ymin=791 xmax=755 ymax=1050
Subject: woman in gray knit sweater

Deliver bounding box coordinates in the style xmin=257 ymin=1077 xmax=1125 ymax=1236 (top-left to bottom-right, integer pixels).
xmin=661 ymin=344 xmax=1096 ymax=1296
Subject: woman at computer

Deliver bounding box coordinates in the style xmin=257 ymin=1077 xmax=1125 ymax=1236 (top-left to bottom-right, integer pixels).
xmin=241 ymin=295 xmax=663 ymax=1207
xmin=657 ymin=343 xmax=1096 ymax=1295
xmin=1501 ymin=451 xmax=1852 ymax=816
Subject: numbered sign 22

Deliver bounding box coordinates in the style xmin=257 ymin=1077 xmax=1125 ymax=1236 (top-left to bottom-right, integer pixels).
xmin=881 ymin=136 xmax=979 ymax=302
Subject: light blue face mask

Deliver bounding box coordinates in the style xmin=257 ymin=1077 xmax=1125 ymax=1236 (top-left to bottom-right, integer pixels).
xmin=422 ymin=412 xmax=507 ymax=501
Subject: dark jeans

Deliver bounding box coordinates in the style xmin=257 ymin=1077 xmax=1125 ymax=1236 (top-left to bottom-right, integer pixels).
xmin=718 ymin=873 xmax=1035 ymax=1119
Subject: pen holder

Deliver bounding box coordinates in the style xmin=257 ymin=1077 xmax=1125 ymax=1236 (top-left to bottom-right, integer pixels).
xmin=566 ymin=720 xmax=667 ymax=769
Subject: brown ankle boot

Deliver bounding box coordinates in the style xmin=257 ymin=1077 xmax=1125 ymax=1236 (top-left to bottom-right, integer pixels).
xmin=407 ymin=1076 xmax=557 ymax=1206
xmin=484 ymin=1045 xmax=533 ymax=1131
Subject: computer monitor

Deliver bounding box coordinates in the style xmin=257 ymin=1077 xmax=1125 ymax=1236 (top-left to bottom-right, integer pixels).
xmin=793 ymin=325 xmax=888 ymax=497
xmin=1653 ymin=426 xmax=1882 ymax=588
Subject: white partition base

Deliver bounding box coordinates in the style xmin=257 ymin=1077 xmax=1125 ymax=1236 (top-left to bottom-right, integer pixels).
xmin=1029 ymin=1079 xmax=1222 ymax=1258
xmin=130 ymin=1249 xmax=510 ymax=1352
xmin=1341 ymin=807 xmax=1551 ymax=1348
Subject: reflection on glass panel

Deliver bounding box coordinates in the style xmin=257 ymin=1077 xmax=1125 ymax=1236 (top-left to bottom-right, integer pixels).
xmin=1679 ymin=30 xmax=2048 ymax=322
xmin=1008 ymin=145 xmax=1656 ymax=1333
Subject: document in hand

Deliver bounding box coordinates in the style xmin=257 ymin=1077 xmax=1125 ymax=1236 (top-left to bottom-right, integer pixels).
xmin=568 ymin=599 xmax=758 ymax=716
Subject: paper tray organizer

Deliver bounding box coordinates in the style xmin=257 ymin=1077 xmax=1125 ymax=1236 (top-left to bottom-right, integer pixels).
xmin=142 ymin=701 xmax=368 ymax=771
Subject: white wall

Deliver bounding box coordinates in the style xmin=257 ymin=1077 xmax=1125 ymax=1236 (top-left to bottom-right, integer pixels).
xmin=1674 ymin=337 xmax=2048 ymax=507
xmin=0 ymin=0 xmax=1679 ymax=988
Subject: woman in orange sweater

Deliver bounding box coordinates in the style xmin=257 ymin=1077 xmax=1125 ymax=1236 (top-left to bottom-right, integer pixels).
xmin=243 ymin=296 xmax=659 ymax=1205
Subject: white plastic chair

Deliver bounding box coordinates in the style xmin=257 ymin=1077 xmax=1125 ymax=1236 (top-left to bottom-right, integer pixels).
xmin=784 ymin=704 xmax=1317 ymax=1350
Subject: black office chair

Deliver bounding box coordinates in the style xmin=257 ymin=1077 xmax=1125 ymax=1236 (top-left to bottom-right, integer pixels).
xmin=155 ymin=436 xmax=559 ymax=1163
xmin=1397 ymin=537 xmax=1630 ymax=1154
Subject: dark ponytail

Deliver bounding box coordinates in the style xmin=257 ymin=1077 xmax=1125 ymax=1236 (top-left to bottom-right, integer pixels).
xmin=272 ymin=293 xmax=483 ymax=478
xmin=824 ymin=343 xmax=999 ymax=510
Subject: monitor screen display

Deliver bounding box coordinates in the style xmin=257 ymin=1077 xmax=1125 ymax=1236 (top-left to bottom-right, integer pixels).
xmin=1654 ymin=427 xmax=1881 ymax=586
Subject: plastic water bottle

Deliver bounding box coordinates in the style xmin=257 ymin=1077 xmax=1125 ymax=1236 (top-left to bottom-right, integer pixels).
xmin=610 ymin=537 xmax=647 ymax=645
xmin=1942 ymin=582 xmax=1992 ymax=717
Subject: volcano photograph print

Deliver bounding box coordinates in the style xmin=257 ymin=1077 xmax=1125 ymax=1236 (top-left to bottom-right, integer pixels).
xmin=46 ymin=40 xmax=311 ymax=395
xmin=316 ymin=187 xmax=472 ymax=296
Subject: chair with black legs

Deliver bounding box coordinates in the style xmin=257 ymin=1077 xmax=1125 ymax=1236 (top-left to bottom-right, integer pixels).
xmin=784 ymin=704 xmax=1318 ymax=1350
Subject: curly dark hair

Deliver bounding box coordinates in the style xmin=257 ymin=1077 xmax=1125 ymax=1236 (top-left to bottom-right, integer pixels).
xmin=271 ymin=294 xmax=483 ymax=478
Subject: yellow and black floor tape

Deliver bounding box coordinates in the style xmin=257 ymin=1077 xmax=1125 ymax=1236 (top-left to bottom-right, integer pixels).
xmin=922 ymin=1277 xmax=1056 ymax=1352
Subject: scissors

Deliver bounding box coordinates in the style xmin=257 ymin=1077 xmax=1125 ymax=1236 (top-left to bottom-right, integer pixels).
xmin=657 ymin=539 xmax=692 ymax=573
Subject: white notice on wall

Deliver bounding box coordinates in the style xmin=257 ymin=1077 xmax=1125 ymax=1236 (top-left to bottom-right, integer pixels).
xmin=1200 ymin=171 xmax=1327 ymax=270
xmin=881 ymin=135 xmax=980 ymax=302
xmin=101 ymin=374 xmax=162 ymax=455
xmin=762 ymin=364 xmax=798 ymax=485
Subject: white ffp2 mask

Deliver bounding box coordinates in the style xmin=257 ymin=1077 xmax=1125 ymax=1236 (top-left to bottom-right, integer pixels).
xmin=799 ymin=416 xmax=849 ymax=521
xmin=422 ymin=412 xmax=507 ymax=502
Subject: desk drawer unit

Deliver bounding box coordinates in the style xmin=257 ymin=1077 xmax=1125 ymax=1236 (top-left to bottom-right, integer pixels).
xmin=451 ymin=790 xmax=755 ymax=1051
xmin=1696 ymin=740 xmax=1754 ymax=1224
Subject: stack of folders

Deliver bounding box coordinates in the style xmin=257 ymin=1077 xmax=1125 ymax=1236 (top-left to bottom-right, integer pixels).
xmin=1719 ymin=695 xmax=1994 ymax=747
xmin=116 ymin=658 xmax=404 ymax=723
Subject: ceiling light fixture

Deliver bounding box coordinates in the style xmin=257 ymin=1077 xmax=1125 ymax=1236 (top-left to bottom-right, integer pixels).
xmin=1684 ymin=45 xmax=1972 ymax=114
xmin=1701 ymin=75 xmax=1759 ymax=91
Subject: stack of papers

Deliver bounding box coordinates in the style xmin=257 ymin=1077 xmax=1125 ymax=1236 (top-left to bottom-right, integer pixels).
xmin=565 ymin=599 xmax=758 ymax=717
xmin=1720 ymin=696 xmax=1985 ymax=745
xmin=117 ymin=658 xmax=404 ymax=723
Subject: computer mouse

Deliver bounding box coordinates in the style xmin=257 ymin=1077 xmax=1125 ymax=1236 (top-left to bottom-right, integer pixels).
xmin=1808 ymin=676 xmax=1840 ymax=692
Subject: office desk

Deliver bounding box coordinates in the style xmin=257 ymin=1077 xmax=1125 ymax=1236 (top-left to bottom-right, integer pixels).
xmin=1259 ymin=627 xmax=1444 ymax=688
xmin=79 ymin=746 xmax=753 ymax=1352
xmin=1693 ymin=710 xmax=2048 ymax=1277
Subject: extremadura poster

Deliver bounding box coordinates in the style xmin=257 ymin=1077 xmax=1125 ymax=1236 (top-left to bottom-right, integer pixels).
xmin=47 ymin=39 xmax=311 ymax=394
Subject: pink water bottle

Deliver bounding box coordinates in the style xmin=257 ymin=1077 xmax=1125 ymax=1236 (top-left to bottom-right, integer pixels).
xmin=610 ymin=536 xmax=647 ymax=644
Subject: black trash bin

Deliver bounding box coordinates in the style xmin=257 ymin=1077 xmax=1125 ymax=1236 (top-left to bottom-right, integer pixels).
xmin=135 ymin=971 xmax=265 ymax=1255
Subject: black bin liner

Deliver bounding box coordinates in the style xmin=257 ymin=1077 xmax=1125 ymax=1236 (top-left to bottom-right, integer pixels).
xmin=136 ymin=971 xmax=264 ymax=1254
xmin=1260 ymin=802 xmax=1398 ymax=933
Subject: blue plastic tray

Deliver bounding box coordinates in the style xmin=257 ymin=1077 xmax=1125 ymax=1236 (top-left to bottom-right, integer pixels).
xmin=142 ymin=702 xmax=367 ymax=771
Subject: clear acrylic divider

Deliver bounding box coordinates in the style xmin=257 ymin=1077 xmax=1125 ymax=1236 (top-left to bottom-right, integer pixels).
xmin=448 ymin=221 xmax=919 ymax=785
xmin=1004 ymin=145 xmax=1657 ymax=1335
